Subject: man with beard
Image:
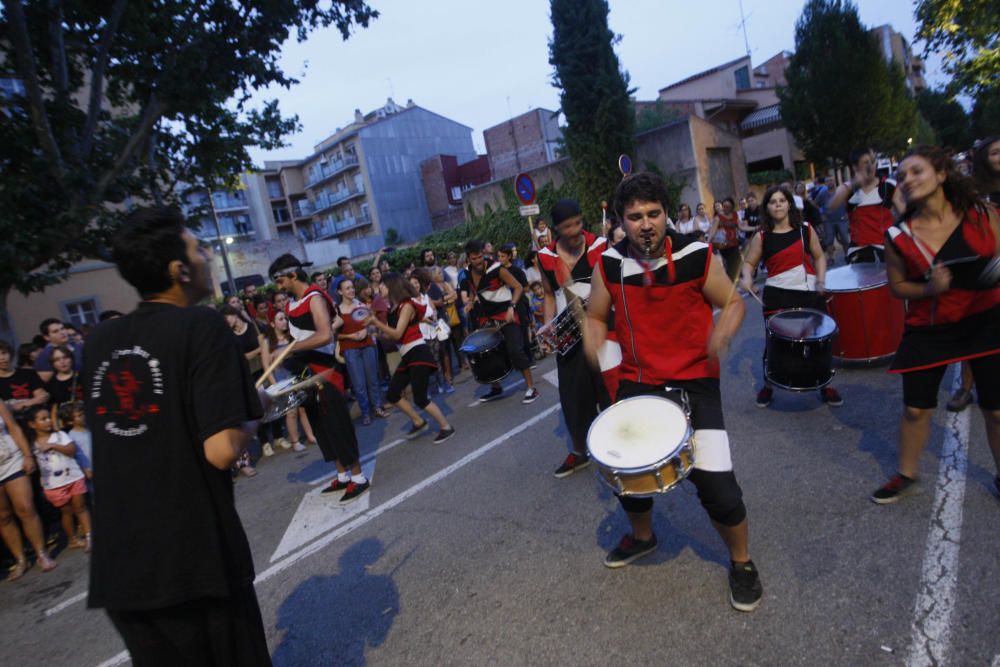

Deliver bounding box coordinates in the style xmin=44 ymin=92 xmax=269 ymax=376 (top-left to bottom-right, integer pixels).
xmin=583 ymin=172 xmax=764 ymax=612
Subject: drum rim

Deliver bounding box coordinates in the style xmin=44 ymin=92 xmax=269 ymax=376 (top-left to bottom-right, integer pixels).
xmin=763 ymin=370 xmax=835 ymax=392
xmin=586 ymin=395 xmax=692 ymax=470
xmin=765 ymin=308 xmax=839 ymax=342
xmin=824 ymin=264 xmax=889 ymax=292
xmin=592 ymin=441 xmax=695 ymax=496
xmin=460 ymin=328 xmax=504 ymax=352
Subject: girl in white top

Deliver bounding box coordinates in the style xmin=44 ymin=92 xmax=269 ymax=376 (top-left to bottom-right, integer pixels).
xmin=690 ymin=203 xmax=712 ymax=242
xmin=0 ymin=402 xmax=54 ymax=578
xmin=675 ymin=203 xmax=697 ymax=235
xmin=26 ymin=406 xmax=92 ymax=552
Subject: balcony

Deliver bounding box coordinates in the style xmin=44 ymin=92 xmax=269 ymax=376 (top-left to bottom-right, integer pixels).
xmin=212 ymin=194 xmax=249 ymax=212
xmin=293 ymin=200 xmax=314 ymax=218
xmin=311 ymin=186 xmax=366 ymax=215
xmin=306 ymin=213 xmax=372 ymax=241
xmin=305 ymin=154 xmax=359 ymax=187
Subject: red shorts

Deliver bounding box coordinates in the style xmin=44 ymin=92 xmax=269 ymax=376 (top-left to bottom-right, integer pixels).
xmin=43 ymin=478 xmax=87 ymax=508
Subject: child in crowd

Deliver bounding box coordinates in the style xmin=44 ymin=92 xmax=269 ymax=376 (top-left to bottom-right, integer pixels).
xmin=26 ymin=406 xmax=92 ymax=552
xmin=529 ymin=281 xmax=545 ymax=330
xmin=59 ymin=402 xmax=92 ymax=484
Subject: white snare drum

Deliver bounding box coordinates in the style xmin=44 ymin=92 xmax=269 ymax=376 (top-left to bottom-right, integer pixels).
xmin=260 ymin=378 xmax=309 ymax=423
xmin=586 ymin=394 xmax=694 ymax=496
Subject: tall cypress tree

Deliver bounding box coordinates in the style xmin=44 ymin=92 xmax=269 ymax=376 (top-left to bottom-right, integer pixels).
xmin=549 ymin=0 xmax=634 ymax=223
xmin=778 ymin=0 xmax=917 ymax=164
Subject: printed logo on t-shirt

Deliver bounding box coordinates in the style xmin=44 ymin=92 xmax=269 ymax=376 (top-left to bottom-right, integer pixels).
xmin=8 ymin=382 xmax=31 ymax=400
xmin=88 ymin=346 xmax=164 ymax=438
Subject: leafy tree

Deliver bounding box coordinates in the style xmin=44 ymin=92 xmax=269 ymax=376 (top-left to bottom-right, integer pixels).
xmin=915 ymin=0 xmax=1000 ymax=97
xmin=635 ymin=101 xmax=684 ymax=134
xmin=549 ymin=0 xmax=634 ymax=225
xmin=916 ymin=88 xmax=971 ymax=149
xmin=971 ymin=87 xmax=1000 ymax=139
xmin=778 ymin=0 xmax=917 ymax=165
xmin=0 ymin=0 xmax=377 ymax=342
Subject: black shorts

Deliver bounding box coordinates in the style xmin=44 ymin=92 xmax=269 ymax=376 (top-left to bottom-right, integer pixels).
xmin=901 ymin=354 xmax=1000 ymax=409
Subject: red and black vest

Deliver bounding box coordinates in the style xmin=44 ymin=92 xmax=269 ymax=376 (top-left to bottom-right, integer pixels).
xmin=536 ymin=231 xmax=607 ymax=295
xmin=847 ymin=178 xmax=896 ymax=248
xmin=389 ymin=299 xmax=429 ymax=355
xmin=468 ymin=262 xmax=515 ymax=324
xmin=885 ymin=206 xmax=1000 ymax=327
xmin=598 ymin=234 xmax=717 ymax=384
xmin=285 ymin=284 xmax=344 ymax=391
xmin=760 ymin=223 xmax=817 ymax=291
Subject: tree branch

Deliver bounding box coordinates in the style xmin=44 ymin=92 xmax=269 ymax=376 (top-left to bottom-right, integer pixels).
xmin=3 ymin=0 xmax=67 ymax=183
xmin=47 ymin=0 xmax=70 ymax=97
xmin=91 ymin=92 xmax=168 ymax=205
xmin=79 ymin=0 xmax=129 ymax=161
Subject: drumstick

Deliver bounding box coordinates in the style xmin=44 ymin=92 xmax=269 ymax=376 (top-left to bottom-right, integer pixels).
xmin=266 ymin=370 xmax=331 ymax=397
xmin=255 ymin=340 xmax=297 ymax=389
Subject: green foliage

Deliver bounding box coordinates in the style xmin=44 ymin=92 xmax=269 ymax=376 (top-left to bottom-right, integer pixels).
xmin=642 ymin=161 xmax=687 ymax=211
xmin=748 ymin=170 xmax=794 ymax=186
xmin=971 ymin=88 xmax=1000 ymax=139
xmin=383 ymin=228 xmax=402 ymax=245
xmin=917 ymin=89 xmax=970 ymax=149
xmin=777 ymin=0 xmax=918 ymax=164
xmin=635 ymin=101 xmax=684 ymax=134
xmin=549 ymin=0 xmax=635 ymax=223
xmin=0 ymin=0 xmax=377 ymax=299
xmin=915 ymin=0 xmax=1000 ymax=97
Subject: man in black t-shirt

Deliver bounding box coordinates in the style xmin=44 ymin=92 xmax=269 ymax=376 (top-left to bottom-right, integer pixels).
xmin=82 ymin=208 xmax=270 ymax=665
xmin=498 ymin=244 xmax=534 ymax=366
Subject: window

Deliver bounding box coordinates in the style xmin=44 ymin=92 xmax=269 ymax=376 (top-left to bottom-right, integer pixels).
xmin=450 ymin=186 xmax=463 ymax=201
xmin=62 ymin=298 xmax=99 ymax=327
xmin=266 ymin=179 xmax=283 ymax=199
xmin=0 ymin=77 xmax=26 ymax=100
xmin=272 ymin=206 xmax=290 ymax=224
xmin=734 ymin=66 xmax=750 ymax=90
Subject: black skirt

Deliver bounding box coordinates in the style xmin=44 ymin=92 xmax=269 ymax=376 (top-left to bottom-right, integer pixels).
xmin=890 ymin=304 xmax=1000 ymax=373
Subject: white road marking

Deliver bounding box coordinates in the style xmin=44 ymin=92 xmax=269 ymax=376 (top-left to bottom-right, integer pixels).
xmin=271 ymin=456 xmax=377 ymax=562
xmin=543 ymin=369 xmax=558 ymax=387
xmin=94 ymin=403 xmax=562 ymax=667
xmin=991 ymin=654 xmax=1000 ymax=667
xmin=43 ymin=591 xmax=87 ymax=617
xmin=467 ymin=378 xmax=526 ymax=407
xmin=906 ymin=371 xmax=971 ymax=667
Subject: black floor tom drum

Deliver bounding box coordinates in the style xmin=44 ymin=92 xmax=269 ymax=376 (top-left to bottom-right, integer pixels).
xmin=460 ymin=327 xmax=512 ymax=384
xmin=765 ymin=308 xmax=838 ymax=391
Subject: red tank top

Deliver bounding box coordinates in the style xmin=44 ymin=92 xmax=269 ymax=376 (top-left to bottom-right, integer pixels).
xmin=337 ymin=301 xmax=374 ymax=351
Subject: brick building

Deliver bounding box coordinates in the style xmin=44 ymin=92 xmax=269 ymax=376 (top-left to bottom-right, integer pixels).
xmin=483 ymin=108 xmax=562 ymax=181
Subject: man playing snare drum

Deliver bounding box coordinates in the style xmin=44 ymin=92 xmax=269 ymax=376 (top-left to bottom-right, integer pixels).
xmin=583 ymin=172 xmax=764 ymax=612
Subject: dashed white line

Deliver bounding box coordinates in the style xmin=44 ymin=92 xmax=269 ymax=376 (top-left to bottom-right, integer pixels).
xmin=94 ymin=402 xmax=563 ymax=667
xmin=43 ymin=591 xmax=88 ymax=617
xmin=906 ymin=371 xmax=971 ymax=667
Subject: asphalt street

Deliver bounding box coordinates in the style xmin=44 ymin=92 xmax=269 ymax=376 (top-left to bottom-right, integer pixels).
xmin=2 ymin=294 xmax=998 ymax=666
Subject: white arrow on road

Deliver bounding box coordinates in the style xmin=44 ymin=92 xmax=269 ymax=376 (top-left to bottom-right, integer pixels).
xmin=270 ymin=455 xmax=377 ymax=562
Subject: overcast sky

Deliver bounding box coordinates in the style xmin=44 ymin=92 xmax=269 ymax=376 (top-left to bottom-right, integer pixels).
xmin=247 ymin=0 xmax=943 ymax=164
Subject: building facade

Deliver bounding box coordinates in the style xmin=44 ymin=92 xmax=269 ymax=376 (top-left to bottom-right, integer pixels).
xmin=483 ymin=108 xmax=562 ymax=181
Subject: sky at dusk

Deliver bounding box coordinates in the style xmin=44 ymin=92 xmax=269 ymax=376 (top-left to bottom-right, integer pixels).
xmin=247 ymin=0 xmax=944 ymax=164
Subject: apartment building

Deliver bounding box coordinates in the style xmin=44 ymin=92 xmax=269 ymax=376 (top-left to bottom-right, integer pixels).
xmin=483 ymin=108 xmax=563 ymax=181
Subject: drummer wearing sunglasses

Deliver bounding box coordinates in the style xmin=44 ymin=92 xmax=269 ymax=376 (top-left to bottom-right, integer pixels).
xmin=584 ymin=172 xmax=764 ymax=613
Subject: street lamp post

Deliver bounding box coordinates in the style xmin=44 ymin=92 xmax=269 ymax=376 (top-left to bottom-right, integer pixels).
xmin=208 ymin=190 xmax=238 ymax=297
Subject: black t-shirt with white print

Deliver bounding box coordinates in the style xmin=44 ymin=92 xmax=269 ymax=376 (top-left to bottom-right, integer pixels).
xmin=82 ymin=302 xmax=262 ymax=610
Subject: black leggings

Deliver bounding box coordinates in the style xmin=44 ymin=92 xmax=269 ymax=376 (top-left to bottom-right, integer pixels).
xmin=386 ymin=346 xmax=438 ymax=409
xmin=558 ymin=344 xmax=611 ymax=452
xmin=304 ymin=384 xmax=360 ymax=466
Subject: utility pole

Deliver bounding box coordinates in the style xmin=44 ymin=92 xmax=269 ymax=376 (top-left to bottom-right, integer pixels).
xmin=208 ymin=189 xmax=238 ymax=297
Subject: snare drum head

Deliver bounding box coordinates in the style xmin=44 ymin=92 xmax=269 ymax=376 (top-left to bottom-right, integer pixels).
xmin=588 ymin=396 xmax=688 ymax=469
xmin=460 ymin=328 xmax=502 ymax=353
xmin=825 ymin=264 xmax=888 ymax=292
xmin=265 ymin=378 xmax=297 ymax=396
xmin=350 ymin=307 xmax=371 ymax=322
xmin=767 ymin=309 xmax=837 ymax=340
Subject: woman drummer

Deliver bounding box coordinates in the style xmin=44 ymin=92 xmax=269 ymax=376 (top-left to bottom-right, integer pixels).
xmin=367 ymin=273 xmax=456 ymax=444
xmin=872 ymin=145 xmax=1000 ymax=503
xmin=741 ymin=185 xmax=844 ymax=408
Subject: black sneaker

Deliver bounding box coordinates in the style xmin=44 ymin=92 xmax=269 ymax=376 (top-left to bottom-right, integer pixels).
xmin=321 ymin=478 xmax=351 ymax=495
xmin=433 ymin=427 xmax=456 ymax=444
xmin=871 ymin=473 xmax=918 ymax=504
xmin=946 ymin=388 xmax=974 ymax=412
xmin=522 ymin=387 xmax=539 ymax=404
xmin=554 ymin=452 xmax=591 ymax=478
xmin=755 ymin=386 xmax=773 ymax=408
xmin=405 ymin=420 xmax=429 ymax=439
xmin=729 ymin=560 xmax=763 ymax=612
xmin=340 ymin=480 xmax=370 ymax=504
xmin=479 ymin=385 xmax=504 ymax=402
xmin=603 ymin=533 xmax=658 ymax=569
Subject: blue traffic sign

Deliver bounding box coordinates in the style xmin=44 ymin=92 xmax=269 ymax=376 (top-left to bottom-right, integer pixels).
xmin=514 ymin=173 xmax=536 ymax=205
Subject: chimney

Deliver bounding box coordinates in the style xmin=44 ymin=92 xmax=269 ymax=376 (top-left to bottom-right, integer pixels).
xmin=354 ymin=108 xmax=363 ymax=123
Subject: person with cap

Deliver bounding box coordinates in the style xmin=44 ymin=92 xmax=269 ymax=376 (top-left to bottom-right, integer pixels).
xmin=268 ymin=253 xmax=368 ymax=504
xmin=460 ymin=240 xmax=539 ymax=404
xmin=536 ymin=199 xmax=613 ymax=477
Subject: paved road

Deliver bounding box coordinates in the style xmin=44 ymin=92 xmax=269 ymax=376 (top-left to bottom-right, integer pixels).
xmin=3 ymin=296 xmax=998 ymax=666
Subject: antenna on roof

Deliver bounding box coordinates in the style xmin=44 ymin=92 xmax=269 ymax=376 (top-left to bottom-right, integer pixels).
xmin=738 ymin=0 xmax=752 ymax=59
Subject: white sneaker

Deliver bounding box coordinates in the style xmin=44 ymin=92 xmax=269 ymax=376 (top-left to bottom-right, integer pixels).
xmin=262 ymin=442 xmax=275 ymax=457
xmin=292 ymin=442 xmax=306 ymax=452
xmin=276 ymin=437 xmax=292 ymax=450
xmin=522 ymin=388 xmax=539 ymax=404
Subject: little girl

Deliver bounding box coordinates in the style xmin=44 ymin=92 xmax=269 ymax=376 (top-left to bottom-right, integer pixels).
xmin=26 ymin=406 xmax=92 ymax=552
xmin=59 ymin=402 xmax=92 ymax=483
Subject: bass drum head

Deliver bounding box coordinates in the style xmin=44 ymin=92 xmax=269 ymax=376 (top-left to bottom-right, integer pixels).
xmin=459 ymin=327 xmax=503 ymax=354
xmin=825 ymin=263 xmax=888 ymax=292
xmin=587 ymin=396 xmax=688 ymax=470
xmin=265 ymin=378 xmax=298 ymax=396
xmin=766 ymin=308 xmax=837 ymax=341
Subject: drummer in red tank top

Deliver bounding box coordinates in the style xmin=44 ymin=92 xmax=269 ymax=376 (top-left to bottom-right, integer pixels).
xmin=871 ymin=145 xmax=1000 ymax=504
xmin=584 ymin=172 xmax=764 ymax=612
xmin=740 ymin=184 xmax=844 ymax=408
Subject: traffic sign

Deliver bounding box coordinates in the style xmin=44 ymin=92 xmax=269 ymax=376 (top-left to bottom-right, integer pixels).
xmin=519 ymin=204 xmax=540 ymax=217
xmin=618 ymin=154 xmax=632 ymax=177
xmin=514 ymin=173 xmax=536 ymax=205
